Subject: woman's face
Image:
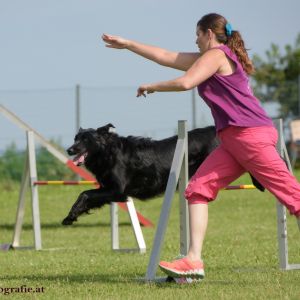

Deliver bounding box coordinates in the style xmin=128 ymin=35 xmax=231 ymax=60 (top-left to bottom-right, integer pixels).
xmin=196 ymin=27 xmax=210 ymax=53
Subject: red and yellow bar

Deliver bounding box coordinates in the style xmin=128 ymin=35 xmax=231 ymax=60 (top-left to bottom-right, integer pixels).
xmin=34 ymin=181 xmax=256 ymax=189
xmin=33 ymin=178 xmax=154 ymax=227
xmin=34 ymin=181 xmax=97 ymax=185
xmin=224 ymin=184 xmax=256 ymax=190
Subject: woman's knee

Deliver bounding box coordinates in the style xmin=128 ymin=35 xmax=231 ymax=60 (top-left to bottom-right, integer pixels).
xmin=184 ymin=182 xmax=214 ymax=204
xmin=185 ymin=192 xmax=209 ymax=205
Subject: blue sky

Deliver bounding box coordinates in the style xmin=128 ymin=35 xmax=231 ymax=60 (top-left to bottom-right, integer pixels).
xmin=0 ymin=0 xmax=298 ymax=150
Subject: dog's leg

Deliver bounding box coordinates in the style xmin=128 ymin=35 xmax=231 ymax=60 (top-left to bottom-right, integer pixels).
xmin=62 ymin=189 xmax=127 ymax=225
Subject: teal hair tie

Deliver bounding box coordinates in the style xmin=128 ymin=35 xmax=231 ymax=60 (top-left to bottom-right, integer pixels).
xmin=225 ymin=23 xmax=232 ymax=36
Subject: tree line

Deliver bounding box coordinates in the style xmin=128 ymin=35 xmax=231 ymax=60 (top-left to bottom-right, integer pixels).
xmin=252 ymin=33 xmax=300 ymax=116
xmin=0 ymin=142 xmax=75 ymax=182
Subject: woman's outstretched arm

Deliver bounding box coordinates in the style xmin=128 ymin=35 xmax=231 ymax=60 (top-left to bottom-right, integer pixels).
xmin=102 ymin=34 xmax=199 ymax=71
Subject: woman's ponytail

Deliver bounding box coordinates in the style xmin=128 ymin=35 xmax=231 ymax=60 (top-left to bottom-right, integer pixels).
xmin=227 ymin=30 xmax=255 ymax=75
xmin=197 ymin=13 xmax=255 ymax=75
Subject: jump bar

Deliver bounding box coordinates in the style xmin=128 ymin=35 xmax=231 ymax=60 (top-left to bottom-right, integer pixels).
xmin=33 ymin=181 xmax=256 ymax=190
xmin=224 ymin=184 xmax=256 ymax=190
xmin=34 ymin=181 xmax=97 ymax=185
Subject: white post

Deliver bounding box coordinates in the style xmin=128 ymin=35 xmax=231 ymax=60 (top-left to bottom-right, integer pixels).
xmin=110 ymin=203 xmax=119 ymax=250
xmin=110 ymin=199 xmax=147 ymax=253
xmin=274 ymin=119 xmax=300 ymax=270
xmin=145 ymin=120 xmax=188 ymax=281
xmin=27 ymin=131 xmax=42 ymax=250
xmin=178 ymin=121 xmax=189 ymax=255
xmin=12 ymin=152 xmax=30 ymax=247
xmin=126 ymin=197 xmax=146 ymax=253
xmin=274 ymin=119 xmax=289 ymax=269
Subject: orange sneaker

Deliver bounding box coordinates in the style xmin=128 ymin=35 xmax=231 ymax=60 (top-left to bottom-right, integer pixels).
xmin=159 ymin=257 xmax=205 ymax=279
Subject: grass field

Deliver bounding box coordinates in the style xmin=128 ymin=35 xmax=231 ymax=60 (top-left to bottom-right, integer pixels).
xmin=0 ymin=172 xmax=300 ymax=299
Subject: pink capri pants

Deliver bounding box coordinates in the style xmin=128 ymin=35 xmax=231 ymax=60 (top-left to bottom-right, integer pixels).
xmin=184 ymin=126 xmax=300 ymax=216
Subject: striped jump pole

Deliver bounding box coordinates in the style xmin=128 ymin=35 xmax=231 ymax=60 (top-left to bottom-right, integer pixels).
xmin=224 ymin=184 xmax=256 ymax=190
xmin=34 ymin=181 xmax=97 ymax=186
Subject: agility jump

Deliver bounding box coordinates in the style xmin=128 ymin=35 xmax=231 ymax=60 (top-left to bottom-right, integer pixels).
xmin=0 ymin=104 xmax=152 ymax=225
xmin=0 ymin=104 xmax=150 ymax=252
xmin=145 ymin=119 xmax=300 ymax=282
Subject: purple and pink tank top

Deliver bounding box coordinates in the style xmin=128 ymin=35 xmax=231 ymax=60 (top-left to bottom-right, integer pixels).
xmin=197 ymin=45 xmax=273 ymax=132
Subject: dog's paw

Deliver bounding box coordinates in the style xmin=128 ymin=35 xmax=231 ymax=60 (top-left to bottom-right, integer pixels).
xmin=62 ymin=217 xmax=75 ymax=225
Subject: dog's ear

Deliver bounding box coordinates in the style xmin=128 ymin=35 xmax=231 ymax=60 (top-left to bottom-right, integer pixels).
xmin=108 ymin=125 xmax=116 ymax=133
xmin=97 ymin=123 xmax=116 ymax=134
xmin=78 ymin=127 xmax=84 ymax=132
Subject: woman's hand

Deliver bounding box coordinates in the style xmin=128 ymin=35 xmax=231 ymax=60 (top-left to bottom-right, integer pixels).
xmin=137 ymin=84 xmax=155 ymax=97
xmin=102 ymin=34 xmax=129 ymax=49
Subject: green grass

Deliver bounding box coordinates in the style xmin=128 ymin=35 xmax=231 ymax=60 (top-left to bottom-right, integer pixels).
xmin=0 ymin=172 xmax=300 ymax=299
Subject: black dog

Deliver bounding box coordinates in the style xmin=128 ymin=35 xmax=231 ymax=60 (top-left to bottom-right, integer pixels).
xmin=62 ymin=124 xmax=263 ymax=225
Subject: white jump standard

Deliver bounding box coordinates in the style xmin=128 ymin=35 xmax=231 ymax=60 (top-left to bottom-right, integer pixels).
xmin=144 ymin=119 xmax=300 ymax=283
xmin=0 ymin=104 xmax=148 ymax=253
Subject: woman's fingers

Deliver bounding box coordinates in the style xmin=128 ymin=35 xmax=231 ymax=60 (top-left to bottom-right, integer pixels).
xmin=137 ymin=87 xmax=146 ymax=97
xmin=137 ymin=85 xmax=155 ymax=97
xmin=101 ymin=34 xmax=111 ymax=43
xmin=101 ymin=33 xmax=127 ymax=49
xmin=102 ymin=34 xmax=115 ymax=46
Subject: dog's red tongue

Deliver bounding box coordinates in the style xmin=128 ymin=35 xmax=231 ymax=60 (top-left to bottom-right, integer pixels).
xmin=73 ymin=154 xmax=86 ymax=166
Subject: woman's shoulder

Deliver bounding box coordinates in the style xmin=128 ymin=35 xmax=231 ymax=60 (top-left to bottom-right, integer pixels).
xmin=204 ymin=46 xmax=233 ymax=60
xmin=207 ymin=46 xmax=244 ymax=78
xmin=202 ymin=47 xmax=232 ymax=67
xmin=202 ymin=47 xmax=227 ymax=59
xmin=214 ymin=45 xmax=238 ymax=61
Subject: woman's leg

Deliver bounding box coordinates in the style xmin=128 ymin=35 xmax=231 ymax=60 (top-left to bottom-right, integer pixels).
xmin=184 ymin=145 xmax=245 ymax=261
xmin=187 ymin=203 xmax=208 ymax=261
xmin=159 ymin=145 xmax=245 ymax=278
xmin=221 ymin=126 xmax=300 ymax=217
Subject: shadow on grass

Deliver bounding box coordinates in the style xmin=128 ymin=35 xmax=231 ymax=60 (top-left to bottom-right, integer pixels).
xmin=0 ymin=273 xmax=139 ymax=284
xmin=0 ymin=222 xmax=133 ymax=230
xmin=135 ymin=277 xmax=233 ymax=287
xmin=208 ymin=264 xmax=276 ymax=274
xmin=231 ymin=266 xmax=276 ymax=273
xmin=0 ymin=273 xmax=232 ymax=287
xmin=4 ymin=271 xmax=296 ymax=287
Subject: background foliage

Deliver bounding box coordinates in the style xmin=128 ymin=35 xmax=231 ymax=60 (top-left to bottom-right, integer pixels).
xmin=0 ymin=141 xmax=74 ymax=182
xmin=252 ymin=33 xmax=300 ymax=117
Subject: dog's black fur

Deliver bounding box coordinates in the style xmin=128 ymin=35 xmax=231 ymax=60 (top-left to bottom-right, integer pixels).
xmin=62 ymin=123 xmax=264 ymax=225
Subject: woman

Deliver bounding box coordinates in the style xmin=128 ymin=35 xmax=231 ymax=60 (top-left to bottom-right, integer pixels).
xmin=102 ymin=13 xmax=300 ymax=280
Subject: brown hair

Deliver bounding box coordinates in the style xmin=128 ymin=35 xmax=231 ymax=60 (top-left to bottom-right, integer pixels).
xmin=197 ymin=13 xmax=255 ymax=75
